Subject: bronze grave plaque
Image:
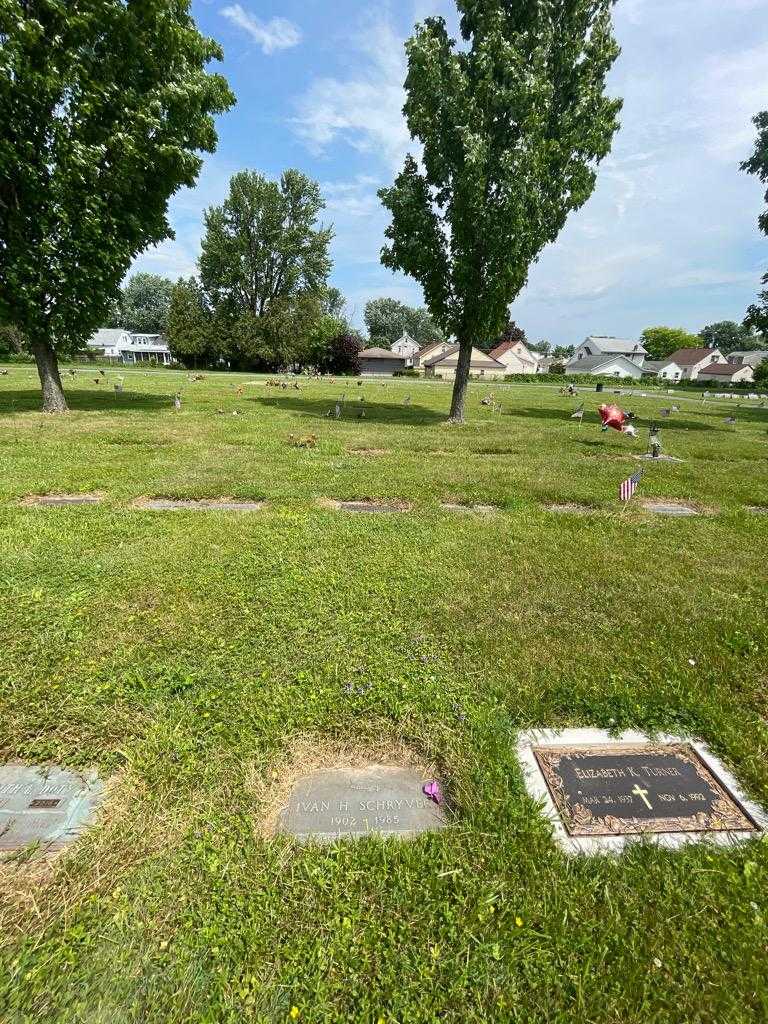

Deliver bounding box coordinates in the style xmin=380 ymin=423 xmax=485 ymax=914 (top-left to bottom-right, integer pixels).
xmin=533 ymin=743 xmax=759 ymax=837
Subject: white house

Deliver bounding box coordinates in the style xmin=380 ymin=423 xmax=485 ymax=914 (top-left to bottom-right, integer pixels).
xmin=422 ymin=345 xmax=506 ymax=380
xmin=657 ymin=347 xmax=725 ymax=381
xmin=487 ymin=337 xmax=539 ymax=374
xmin=696 ymin=361 xmax=754 ymax=385
xmin=568 ymin=336 xmax=648 ymax=370
xmin=643 ymin=359 xmax=685 ymax=381
xmin=390 ymin=331 xmax=420 ymax=366
xmin=727 ymin=350 xmax=768 ymax=369
xmin=565 ymin=353 xmax=644 ymax=379
xmin=412 ymin=339 xmax=453 ymax=370
xmin=87 ymin=329 xmax=132 ymax=360
xmin=86 ymin=329 xmax=173 ymax=365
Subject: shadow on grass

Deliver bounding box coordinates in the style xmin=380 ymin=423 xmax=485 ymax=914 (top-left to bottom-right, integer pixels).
xmin=252 ymin=394 xmax=447 ymax=425
xmin=505 ymin=406 xmax=720 ymax=432
xmin=0 ymin=388 xmax=173 ymax=415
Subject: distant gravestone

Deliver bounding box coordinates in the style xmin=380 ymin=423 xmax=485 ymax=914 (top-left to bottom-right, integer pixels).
xmin=0 ymin=765 xmax=104 ymax=852
xmin=440 ymin=502 xmax=498 ymax=514
xmin=27 ymin=494 xmax=102 ymax=506
xmin=333 ymin=500 xmax=410 ymax=514
xmin=517 ymin=729 xmax=766 ymax=854
xmin=139 ymin=498 xmax=265 ymax=511
xmin=642 ymin=500 xmax=698 ymax=516
xmin=277 ymin=766 xmax=446 ymax=842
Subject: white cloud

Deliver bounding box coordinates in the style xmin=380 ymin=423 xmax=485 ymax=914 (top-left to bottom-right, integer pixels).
xmin=700 ymin=43 xmax=768 ymax=161
xmin=220 ymin=5 xmax=300 ymax=55
xmin=293 ymin=18 xmax=412 ymax=172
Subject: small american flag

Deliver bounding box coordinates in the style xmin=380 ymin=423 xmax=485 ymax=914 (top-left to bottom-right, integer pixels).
xmin=619 ymin=468 xmax=643 ymax=503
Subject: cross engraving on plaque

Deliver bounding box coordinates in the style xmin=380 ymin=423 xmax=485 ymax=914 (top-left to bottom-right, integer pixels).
xmin=631 ymin=784 xmax=653 ymax=810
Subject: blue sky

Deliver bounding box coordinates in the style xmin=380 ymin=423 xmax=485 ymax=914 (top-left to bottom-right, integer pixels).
xmin=132 ymin=0 xmax=768 ymax=347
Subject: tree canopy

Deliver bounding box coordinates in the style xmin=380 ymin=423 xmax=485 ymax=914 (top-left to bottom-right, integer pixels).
xmin=640 ymin=326 xmax=699 ymax=360
xmin=379 ymin=0 xmax=621 ymax=421
xmin=480 ymin=320 xmax=528 ymax=354
xmin=364 ymin=298 xmax=445 ymax=348
xmin=0 ymin=0 xmax=234 ymax=410
xmin=111 ymin=273 xmax=174 ymax=334
xmin=697 ymin=321 xmax=761 ymax=355
xmin=742 ymin=111 xmax=768 ymax=336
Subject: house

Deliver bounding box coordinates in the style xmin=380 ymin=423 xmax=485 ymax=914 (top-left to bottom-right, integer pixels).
xmin=642 ymin=359 xmax=684 ymax=381
xmin=657 ymin=347 xmax=726 ymax=381
xmin=535 ymin=356 xmax=561 ymax=373
xmin=568 ymin=336 xmax=648 ymax=370
xmin=422 ymin=345 xmax=506 ymax=380
xmin=727 ymin=350 xmax=768 ymax=369
xmin=358 ymin=347 xmax=406 ymax=376
xmin=390 ymin=331 xmax=420 ymax=366
xmin=696 ymin=362 xmax=754 ymax=385
xmin=564 ymin=354 xmax=644 ymax=379
xmin=86 ymin=329 xmax=173 ymax=365
xmin=487 ymin=338 xmax=539 ymax=374
xmin=87 ymin=329 xmax=132 ymax=360
xmin=412 ymin=339 xmax=453 ymax=369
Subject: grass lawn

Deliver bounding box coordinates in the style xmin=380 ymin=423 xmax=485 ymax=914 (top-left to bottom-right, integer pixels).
xmin=0 ymin=364 xmax=767 ymax=1023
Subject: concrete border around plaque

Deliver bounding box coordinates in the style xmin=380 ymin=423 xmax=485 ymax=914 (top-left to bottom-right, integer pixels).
xmin=516 ymin=728 xmax=767 ymax=856
xmin=276 ymin=765 xmax=446 ymax=842
xmin=0 ymin=765 xmax=104 ymax=854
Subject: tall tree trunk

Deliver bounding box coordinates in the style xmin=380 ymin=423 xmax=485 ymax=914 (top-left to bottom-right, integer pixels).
xmin=31 ymin=340 xmax=68 ymax=413
xmin=447 ymin=338 xmax=473 ymax=423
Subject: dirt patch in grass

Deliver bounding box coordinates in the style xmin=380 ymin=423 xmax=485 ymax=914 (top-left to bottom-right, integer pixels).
xmin=634 ymin=453 xmax=686 ymax=463
xmin=20 ymin=492 xmax=104 ymax=507
xmin=252 ymin=733 xmax=438 ymax=841
xmin=747 ymin=505 xmax=768 ymax=515
xmin=132 ymin=497 xmax=266 ymax=512
xmin=319 ymin=498 xmax=413 ymax=513
xmin=347 ymin=447 xmax=391 ymax=457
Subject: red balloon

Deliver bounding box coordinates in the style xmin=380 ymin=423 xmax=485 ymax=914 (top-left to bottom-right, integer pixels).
xmin=598 ymin=403 xmax=626 ymax=432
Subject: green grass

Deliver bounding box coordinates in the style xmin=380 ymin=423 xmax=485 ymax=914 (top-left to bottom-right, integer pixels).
xmin=0 ymin=365 xmax=767 ymax=1024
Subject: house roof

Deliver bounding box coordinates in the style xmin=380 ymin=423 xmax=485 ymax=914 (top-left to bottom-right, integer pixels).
xmin=416 ymin=340 xmax=449 ymax=358
xmin=487 ymin=339 xmax=536 ymax=363
xmin=566 ymin=354 xmax=641 ymax=372
xmin=728 ymin=350 xmax=768 ymax=365
xmin=583 ymin=336 xmax=648 ymax=355
xmin=642 ymin=360 xmax=667 ymax=372
xmin=424 ymin=345 xmax=505 ymax=369
xmin=661 ymin=347 xmax=719 ymax=366
xmin=359 ymin=347 xmax=405 ymax=360
xmin=88 ymin=328 xmax=128 ymax=347
xmin=697 ymin=361 xmax=750 ymax=377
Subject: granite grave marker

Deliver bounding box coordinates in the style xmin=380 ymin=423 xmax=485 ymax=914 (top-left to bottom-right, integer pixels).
xmin=277 ymin=766 xmax=446 ymax=842
xmin=0 ymin=765 xmax=104 ymax=852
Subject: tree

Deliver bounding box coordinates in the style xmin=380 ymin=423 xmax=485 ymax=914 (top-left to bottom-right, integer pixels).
xmin=0 ymin=0 xmax=234 ymax=411
xmin=481 ymin=320 xmax=528 ymax=354
xmin=753 ymin=359 xmax=768 ymax=386
xmin=552 ymin=344 xmax=574 ymax=359
xmin=315 ymin=332 xmax=364 ymax=375
xmin=112 ymin=273 xmax=174 ymax=334
xmin=364 ymin=298 xmax=445 ymax=347
xmin=640 ymin=326 xmax=699 ymax=361
xmin=697 ymin=321 xmax=760 ymax=355
xmin=198 ymin=169 xmax=333 ymax=370
xmin=742 ymin=112 xmax=768 ymax=336
xmin=166 ymin=278 xmax=211 ymax=368
xmin=529 ymin=339 xmax=552 ymax=356
xmin=379 ymin=0 xmax=621 ymax=422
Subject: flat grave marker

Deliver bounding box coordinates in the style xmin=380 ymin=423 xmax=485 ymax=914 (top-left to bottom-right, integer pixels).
xmin=440 ymin=502 xmax=498 ymax=514
xmin=641 ymin=500 xmax=699 ymax=517
xmin=0 ymin=765 xmax=104 ymax=853
xmin=136 ymin=498 xmax=265 ymax=512
xmin=517 ymin=729 xmax=766 ymax=855
xmin=277 ymin=766 xmax=446 ymax=842
xmin=328 ymin=500 xmax=411 ymax=514
xmin=24 ymin=494 xmax=102 ymax=507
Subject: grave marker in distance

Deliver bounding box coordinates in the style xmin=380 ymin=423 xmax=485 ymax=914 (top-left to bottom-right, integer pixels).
xmin=277 ymin=765 xmax=446 ymax=842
